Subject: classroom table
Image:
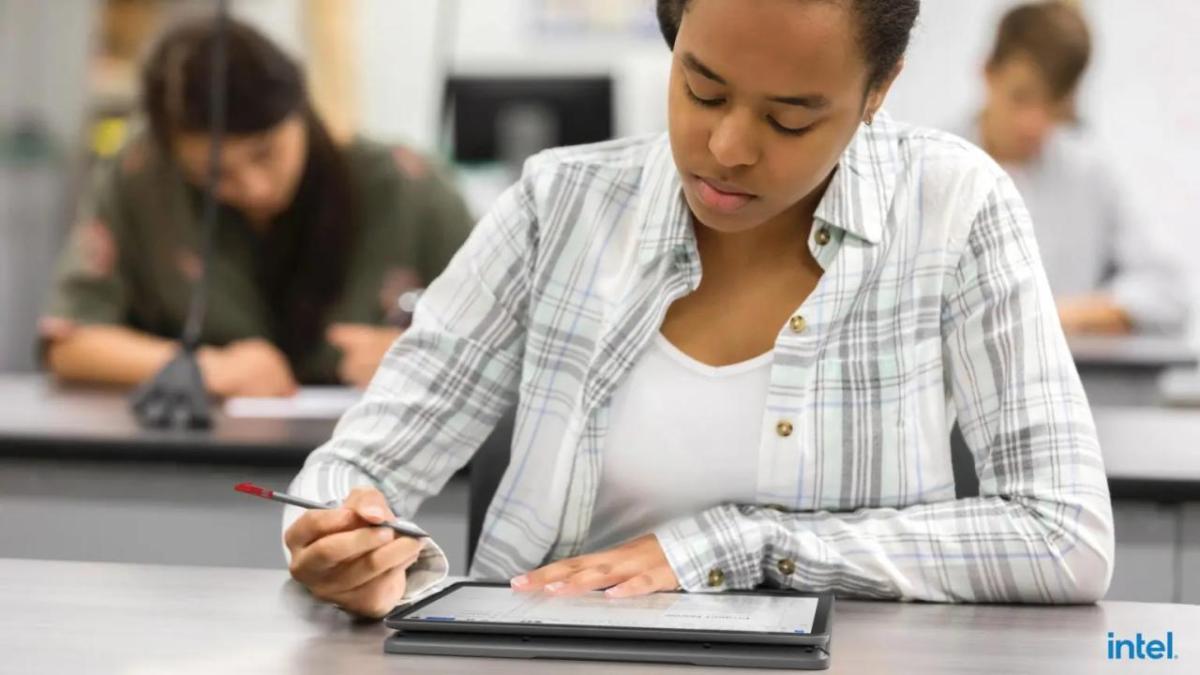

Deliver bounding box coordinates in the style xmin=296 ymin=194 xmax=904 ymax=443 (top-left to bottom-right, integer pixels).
xmin=1094 ymin=406 xmax=1200 ymax=501
xmin=1067 ymin=335 xmax=1199 ymax=407
xmin=2 ymin=375 xmax=1198 ymax=601
xmin=1159 ymin=367 xmax=1200 ymax=407
xmin=0 ymin=558 xmax=1193 ymax=674
xmin=0 ymin=373 xmax=335 ymax=463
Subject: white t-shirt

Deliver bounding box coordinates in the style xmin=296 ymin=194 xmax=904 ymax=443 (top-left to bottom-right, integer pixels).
xmin=581 ymin=332 xmax=773 ymax=553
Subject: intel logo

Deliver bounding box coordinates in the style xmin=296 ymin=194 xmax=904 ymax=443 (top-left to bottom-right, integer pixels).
xmin=1107 ymin=632 xmax=1178 ymax=660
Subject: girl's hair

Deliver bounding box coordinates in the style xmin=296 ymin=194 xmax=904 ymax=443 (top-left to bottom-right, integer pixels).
xmin=655 ymin=0 xmax=920 ymax=93
xmin=140 ymin=17 xmax=354 ymax=380
xmin=987 ymin=2 xmax=1091 ymax=100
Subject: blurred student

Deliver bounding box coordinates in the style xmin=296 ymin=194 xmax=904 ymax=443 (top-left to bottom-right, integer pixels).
xmin=41 ymin=18 xmax=474 ymax=396
xmin=955 ymin=1 xmax=1188 ymax=335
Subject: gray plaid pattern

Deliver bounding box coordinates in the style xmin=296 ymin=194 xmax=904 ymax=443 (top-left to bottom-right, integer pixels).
xmin=290 ymin=110 xmax=1114 ymax=604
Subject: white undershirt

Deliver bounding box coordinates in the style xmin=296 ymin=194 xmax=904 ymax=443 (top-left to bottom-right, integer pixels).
xmin=581 ymin=332 xmax=773 ymax=553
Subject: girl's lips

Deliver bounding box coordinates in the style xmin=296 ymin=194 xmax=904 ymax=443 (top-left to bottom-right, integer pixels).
xmin=692 ymin=175 xmax=756 ymax=213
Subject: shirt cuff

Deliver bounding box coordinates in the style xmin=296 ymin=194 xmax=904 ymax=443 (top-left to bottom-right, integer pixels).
xmin=653 ymin=504 xmax=775 ymax=592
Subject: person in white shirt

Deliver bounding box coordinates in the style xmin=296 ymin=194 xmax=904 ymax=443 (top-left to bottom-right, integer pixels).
xmin=954 ymin=1 xmax=1189 ymax=335
xmin=281 ymin=0 xmax=1113 ymax=619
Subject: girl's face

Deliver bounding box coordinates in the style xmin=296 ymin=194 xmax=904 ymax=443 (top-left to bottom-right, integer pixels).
xmin=668 ymin=0 xmax=896 ymax=234
xmin=173 ymin=112 xmax=308 ymax=223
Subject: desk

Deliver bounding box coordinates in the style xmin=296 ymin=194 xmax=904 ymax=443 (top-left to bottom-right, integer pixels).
xmin=1 ymin=558 xmax=1194 ymax=674
xmin=0 ymin=375 xmax=470 ymax=572
xmin=1067 ymin=335 xmax=1198 ymax=407
xmin=1094 ymin=406 xmax=1200 ymax=500
xmin=1096 ymin=407 xmax=1200 ymax=488
xmin=1091 ymin=406 xmax=1200 ymax=603
xmin=1160 ymin=368 xmax=1200 ymax=407
xmin=0 ymin=374 xmax=334 ymax=463
xmin=1068 ymin=335 xmax=1199 ymax=368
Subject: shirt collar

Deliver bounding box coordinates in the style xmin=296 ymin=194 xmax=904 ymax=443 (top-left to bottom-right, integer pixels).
xmin=637 ymin=111 xmax=901 ymax=266
xmin=812 ymin=109 xmax=900 ymax=245
xmin=636 ymin=135 xmax=694 ymax=268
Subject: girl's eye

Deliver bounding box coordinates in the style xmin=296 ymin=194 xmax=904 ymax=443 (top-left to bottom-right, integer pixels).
xmin=768 ymin=117 xmax=814 ymax=137
xmin=686 ymin=79 xmax=814 ymax=137
xmin=685 ymin=83 xmax=724 ymax=108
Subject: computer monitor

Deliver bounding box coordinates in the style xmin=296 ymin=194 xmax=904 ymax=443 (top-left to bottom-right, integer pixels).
xmin=443 ymin=75 xmax=614 ymax=167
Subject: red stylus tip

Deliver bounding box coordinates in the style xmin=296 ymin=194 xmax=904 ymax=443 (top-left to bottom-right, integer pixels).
xmin=234 ymin=482 xmax=272 ymax=499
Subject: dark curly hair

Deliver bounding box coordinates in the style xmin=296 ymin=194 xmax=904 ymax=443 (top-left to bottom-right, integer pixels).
xmin=655 ymin=0 xmax=920 ymax=92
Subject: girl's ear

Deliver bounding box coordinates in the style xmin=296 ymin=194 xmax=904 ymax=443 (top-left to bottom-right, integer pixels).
xmin=864 ymin=59 xmax=905 ymax=125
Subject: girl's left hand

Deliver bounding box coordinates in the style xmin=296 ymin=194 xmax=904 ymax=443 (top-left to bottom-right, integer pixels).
xmin=510 ymin=534 xmax=681 ymax=598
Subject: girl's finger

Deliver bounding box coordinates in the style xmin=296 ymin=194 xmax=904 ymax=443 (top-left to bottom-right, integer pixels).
xmin=511 ymin=555 xmax=591 ymax=590
xmin=545 ymin=561 xmax=638 ymax=595
xmin=604 ymin=566 xmax=676 ymax=599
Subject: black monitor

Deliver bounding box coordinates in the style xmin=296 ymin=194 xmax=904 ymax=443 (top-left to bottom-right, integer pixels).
xmin=443 ymin=76 xmax=614 ymax=166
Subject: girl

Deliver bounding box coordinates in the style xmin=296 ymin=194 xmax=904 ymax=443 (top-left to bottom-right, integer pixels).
xmin=42 ymin=18 xmax=474 ymax=395
xmin=284 ymin=0 xmax=1113 ymax=618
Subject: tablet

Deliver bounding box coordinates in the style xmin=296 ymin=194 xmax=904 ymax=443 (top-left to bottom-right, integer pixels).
xmin=386 ymin=581 xmax=833 ymax=647
xmin=384 ymin=630 xmax=830 ymax=669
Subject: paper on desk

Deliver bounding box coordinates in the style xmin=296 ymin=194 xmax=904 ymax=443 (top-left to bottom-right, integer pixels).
xmin=223 ymin=387 xmax=362 ymax=419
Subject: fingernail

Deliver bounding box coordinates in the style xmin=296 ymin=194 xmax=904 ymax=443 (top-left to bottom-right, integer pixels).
xmin=544 ymin=581 xmax=565 ymax=593
xmin=510 ymin=575 xmax=529 ymax=588
xmin=361 ymin=506 xmax=384 ymax=521
xmin=605 ymin=588 xmax=622 ymax=598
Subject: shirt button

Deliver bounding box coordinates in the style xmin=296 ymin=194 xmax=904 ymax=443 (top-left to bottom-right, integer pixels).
xmin=776 ymin=420 xmax=793 ymax=437
xmin=815 ymin=228 xmax=831 ymax=246
xmin=789 ymin=315 xmax=807 ymax=333
xmin=707 ymin=568 xmax=726 ymax=587
xmin=777 ymin=558 xmax=796 ymax=575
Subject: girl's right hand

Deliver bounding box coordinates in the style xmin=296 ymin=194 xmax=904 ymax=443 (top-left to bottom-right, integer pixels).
xmin=283 ymin=486 xmax=425 ymax=618
xmin=198 ymin=338 xmax=298 ymax=398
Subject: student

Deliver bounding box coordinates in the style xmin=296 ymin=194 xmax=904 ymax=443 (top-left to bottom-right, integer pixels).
xmin=41 ymin=18 xmax=474 ymax=395
xmin=284 ymin=0 xmax=1114 ymax=618
xmin=953 ymin=1 xmax=1189 ymax=335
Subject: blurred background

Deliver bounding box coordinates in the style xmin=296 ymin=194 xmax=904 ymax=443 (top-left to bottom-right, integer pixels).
xmin=1 ymin=0 xmax=1198 ymax=604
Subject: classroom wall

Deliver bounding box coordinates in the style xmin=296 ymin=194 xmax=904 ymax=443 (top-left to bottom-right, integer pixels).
xmin=0 ymin=0 xmax=95 ymax=372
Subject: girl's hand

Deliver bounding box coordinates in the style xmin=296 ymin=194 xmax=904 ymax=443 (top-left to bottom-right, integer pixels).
xmin=285 ymin=486 xmax=424 ymax=619
xmin=510 ymin=534 xmax=681 ymax=599
xmin=327 ymin=324 xmax=404 ymax=389
xmin=199 ymin=338 xmax=298 ymax=398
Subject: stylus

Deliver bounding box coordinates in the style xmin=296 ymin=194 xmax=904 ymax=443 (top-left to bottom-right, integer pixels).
xmin=234 ymin=482 xmax=430 ymax=538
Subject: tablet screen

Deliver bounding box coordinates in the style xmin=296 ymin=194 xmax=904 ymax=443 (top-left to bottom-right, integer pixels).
xmin=405 ymin=585 xmax=820 ymax=635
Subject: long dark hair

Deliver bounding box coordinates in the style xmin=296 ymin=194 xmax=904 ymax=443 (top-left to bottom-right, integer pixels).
xmin=141 ymin=17 xmax=354 ymax=377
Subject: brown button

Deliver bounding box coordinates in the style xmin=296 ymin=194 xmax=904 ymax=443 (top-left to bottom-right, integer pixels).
xmin=777 ymin=558 xmax=796 ymax=575
xmin=789 ymin=315 xmax=807 ymax=333
xmin=815 ymin=228 xmax=831 ymax=246
xmin=707 ymin=568 xmax=726 ymax=587
xmin=776 ymin=420 xmax=793 ymax=437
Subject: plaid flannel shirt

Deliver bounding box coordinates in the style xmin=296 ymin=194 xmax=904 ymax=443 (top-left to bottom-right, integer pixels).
xmin=288 ymin=110 xmax=1114 ymax=604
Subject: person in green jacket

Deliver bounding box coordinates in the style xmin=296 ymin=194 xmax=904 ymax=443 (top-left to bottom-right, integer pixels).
xmin=41 ymin=18 xmax=474 ymax=397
